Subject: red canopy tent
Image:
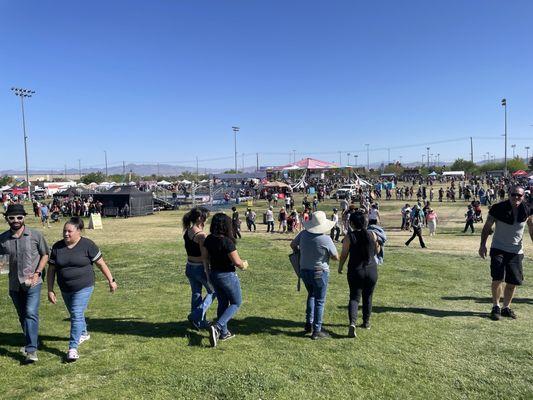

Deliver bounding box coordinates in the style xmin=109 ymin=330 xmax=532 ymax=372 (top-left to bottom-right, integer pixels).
xmin=512 ymin=170 xmax=528 ymax=177
xmin=270 ymin=158 xmax=339 ymax=171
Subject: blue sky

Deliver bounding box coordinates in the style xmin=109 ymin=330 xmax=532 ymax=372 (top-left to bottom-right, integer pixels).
xmin=1 ymin=0 xmax=532 ymax=172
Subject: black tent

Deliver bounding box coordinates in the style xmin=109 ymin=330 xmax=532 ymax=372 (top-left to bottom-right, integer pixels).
xmin=93 ymin=186 xmax=153 ymax=217
xmin=53 ymin=187 xmax=95 ymax=199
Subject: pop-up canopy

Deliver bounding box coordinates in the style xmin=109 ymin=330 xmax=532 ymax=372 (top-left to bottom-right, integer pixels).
xmin=271 ymin=158 xmax=339 ymax=171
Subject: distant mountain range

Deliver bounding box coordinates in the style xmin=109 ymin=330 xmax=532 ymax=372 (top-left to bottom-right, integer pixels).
xmin=0 ymin=163 xmax=260 ymax=177
xmin=1 ymin=158 xmax=512 ymax=177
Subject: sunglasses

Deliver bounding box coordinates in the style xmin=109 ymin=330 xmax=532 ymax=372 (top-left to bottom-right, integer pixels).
xmin=510 ymin=193 xmax=523 ymax=198
xmin=7 ymin=216 xmax=25 ymax=221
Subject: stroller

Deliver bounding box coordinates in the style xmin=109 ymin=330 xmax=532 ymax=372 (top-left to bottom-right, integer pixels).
xmin=51 ymin=211 xmax=60 ymax=223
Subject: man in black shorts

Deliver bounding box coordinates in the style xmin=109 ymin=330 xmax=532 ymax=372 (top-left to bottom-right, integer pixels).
xmin=479 ymin=185 xmax=533 ymax=320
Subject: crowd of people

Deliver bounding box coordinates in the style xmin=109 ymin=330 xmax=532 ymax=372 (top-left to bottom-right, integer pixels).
xmin=1 ymin=177 xmax=531 ymax=362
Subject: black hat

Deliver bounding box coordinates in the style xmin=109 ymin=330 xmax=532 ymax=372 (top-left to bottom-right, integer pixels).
xmin=4 ymin=204 xmax=27 ymax=216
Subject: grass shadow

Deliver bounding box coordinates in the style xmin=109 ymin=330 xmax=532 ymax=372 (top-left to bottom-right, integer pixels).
xmin=0 ymin=332 xmax=67 ymax=363
xmin=337 ymin=305 xmax=486 ymax=318
xmin=442 ymin=296 xmax=533 ymax=305
xmin=83 ymin=318 xmax=204 ymax=346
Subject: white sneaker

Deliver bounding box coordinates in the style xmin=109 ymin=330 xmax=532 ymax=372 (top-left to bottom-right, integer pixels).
xmin=67 ymin=348 xmax=79 ymax=362
xmin=78 ymin=333 xmax=91 ymax=345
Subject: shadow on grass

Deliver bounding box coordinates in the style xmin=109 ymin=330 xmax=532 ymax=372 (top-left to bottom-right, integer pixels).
xmin=0 ymin=332 xmax=67 ymax=363
xmin=442 ymin=296 xmax=533 ymax=305
xmin=83 ymin=318 xmax=205 ymax=346
xmin=337 ymin=305 xmax=486 ymax=318
xmin=82 ymin=316 xmax=347 ymax=341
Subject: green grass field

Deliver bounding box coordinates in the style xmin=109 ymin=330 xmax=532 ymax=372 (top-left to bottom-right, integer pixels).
xmin=1 ymin=195 xmax=532 ymax=399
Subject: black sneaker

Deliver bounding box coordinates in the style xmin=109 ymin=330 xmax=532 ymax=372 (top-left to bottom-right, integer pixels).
xmin=209 ymin=325 xmax=220 ymax=347
xmin=361 ymin=321 xmax=371 ymax=330
xmin=490 ymin=305 xmax=501 ymax=321
xmin=501 ymin=307 xmax=517 ymax=319
xmin=304 ymin=323 xmax=312 ymax=334
xmin=311 ymin=331 xmax=330 ymax=340
xmin=187 ymin=315 xmax=200 ymax=331
xmin=219 ymin=331 xmax=236 ymax=341
xmin=348 ymin=325 xmax=357 ymax=338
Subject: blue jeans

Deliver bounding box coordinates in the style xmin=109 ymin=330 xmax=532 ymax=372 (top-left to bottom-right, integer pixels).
xmin=61 ymin=286 xmax=94 ymax=350
xmin=10 ymin=283 xmax=42 ymax=352
xmin=300 ymin=269 xmax=329 ymax=333
xmin=210 ymin=271 xmax=242 ymax=335
xmin=185 ymin=262 xmax=215 ymax=328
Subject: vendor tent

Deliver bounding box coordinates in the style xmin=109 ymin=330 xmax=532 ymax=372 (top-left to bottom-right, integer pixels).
xmin=271 ymin=158 xmax=339 ymax=171
xmin=263 ymin=181 xmax=290 ymax=188
xmin=93 ymin=185 xmax=153 ymax=217
xmin=512 ymin=170 xmax=528 ymax=177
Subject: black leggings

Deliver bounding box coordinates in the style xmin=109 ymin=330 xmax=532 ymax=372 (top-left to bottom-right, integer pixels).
xmin=406 ymin=227 xmax=426 ymax=248
xmin=347 ymin=266 xmax=378 ymax=325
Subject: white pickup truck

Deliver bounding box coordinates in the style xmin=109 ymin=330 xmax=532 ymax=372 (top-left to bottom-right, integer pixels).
xmin=334 ymin=184 xmax=359 ymax=199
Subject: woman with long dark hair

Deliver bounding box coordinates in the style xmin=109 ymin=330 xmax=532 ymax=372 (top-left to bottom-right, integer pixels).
xmin=203 ymin=213 xmax=247 ymax=347
xmin=338 ymin=211 xmax=380 ymax=338
xmin=182 ymin=207 xmax=213 ymax=330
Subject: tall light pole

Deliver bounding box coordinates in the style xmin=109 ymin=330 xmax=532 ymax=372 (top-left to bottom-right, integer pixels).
xmin=354 ymin=155 xmax=358 ymax=167
xmin=426 ymin=147 xmax=430 ymax=168
xmin=526 ymin=146 xmax=530 ymax=163
xmin=104 ymin=150 xmax=108 ymax=178
xmin=502 ymin=98 xmax=508 ymax=176
xmin=437 ymin=153 xmax=440 ymax=167
xmin=232 ymin=126 xmax=239 ymax=172
xmin=511 ymin=144 xmax=516 ymax=158
xmin=11 ymin=87 xmax=35 ymax=196
xmin=347 ymin=153 xmax=351 ymax=167
xmin=365 ymin=144 xmax=370 ymax=170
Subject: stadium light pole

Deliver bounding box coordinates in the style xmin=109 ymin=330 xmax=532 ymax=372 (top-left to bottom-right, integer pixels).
xmin=11 ymin=87 xmax=35 ymax=197
xmin=365 ymin=144 xmax=370 ymax=170
xmin=232 ymin=126 xmax=239 ymax=173
xmin=502 ymin=98 xmax=508 ymax=176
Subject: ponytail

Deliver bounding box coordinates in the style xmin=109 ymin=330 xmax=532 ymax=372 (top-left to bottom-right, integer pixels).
xmin=349 ymin=211 xmax=372 ymax=265
xmin=182 ymin=207 xmax=209 ymax=231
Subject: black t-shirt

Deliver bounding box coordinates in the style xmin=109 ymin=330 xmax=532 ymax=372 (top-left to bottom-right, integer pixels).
xmin=203 ymin=234 xmax=236 ymax=273
xmin=49 ymin=237 xmax=102 ymax=292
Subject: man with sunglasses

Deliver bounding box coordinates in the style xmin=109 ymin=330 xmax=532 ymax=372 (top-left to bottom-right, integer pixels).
xmin=479 ymin=186 xmax=532 ymax=321
xmin=0 ymin=204 xmax=49 ymax=363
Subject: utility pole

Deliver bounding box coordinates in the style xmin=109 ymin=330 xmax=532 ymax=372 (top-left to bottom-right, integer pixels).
xmin=232 ymin=126 xmax=239 ymax=172
xmin=256 ymin=153 xmax=259 ymax=172
xmin=347 ymin=153 xmax=351 ymax=167
xmin=470 ymin=137 xmax=473 ymax=163
xmin=511 ymin=144 xmax=516 ymax=158
xmin=526 ymin=146 xmax=530 ymax=163
xmin=365 ymin=144 xmax=370 ymax=170
xmin=437 ymin=153 xmax=440 ymax=167
xmin=426 ymin=147 xmax=430 ymax=168
xmin=11 ymin=87 xmax=35 ymax=197
xmin=122 ymin=161 xmax=126 ymax=177
xmin=502 ymin=98 xmax=508 ymax=176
